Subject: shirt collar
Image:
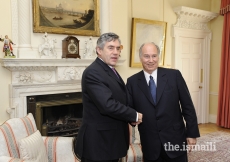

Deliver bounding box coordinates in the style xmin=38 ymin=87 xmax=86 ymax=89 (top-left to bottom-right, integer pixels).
xmin=143 ymin=69 xmax=158 ymax=85
xmin=98 ymin=57 xmax=113 ymax=69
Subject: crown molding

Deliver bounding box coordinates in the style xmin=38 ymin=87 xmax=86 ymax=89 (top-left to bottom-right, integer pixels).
xmin=173 ymin=6 xmax=219 ymax=31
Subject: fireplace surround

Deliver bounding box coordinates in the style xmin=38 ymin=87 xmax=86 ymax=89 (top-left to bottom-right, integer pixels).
xmin=0 ymin=58 xmax=125 ymax=120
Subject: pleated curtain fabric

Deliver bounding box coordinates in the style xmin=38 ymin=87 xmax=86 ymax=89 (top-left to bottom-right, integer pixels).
xmin=217 ymin=0 xmax=230 ymax=128
xmin=220 ymin=0 xmax=230 ymax=15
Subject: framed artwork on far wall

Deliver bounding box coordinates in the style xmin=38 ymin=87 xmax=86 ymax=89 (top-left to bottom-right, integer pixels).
xmin=33 ymin=0 xmax=100 ymax=36
xmin=130 ymin=18 xmax=167 ymax=67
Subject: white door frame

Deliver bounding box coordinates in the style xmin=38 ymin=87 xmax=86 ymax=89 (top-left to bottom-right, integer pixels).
xmin=172 ymin=6 xmax=218 ymax=123
xmin=172 ymin=27 xmax=211 ymax=123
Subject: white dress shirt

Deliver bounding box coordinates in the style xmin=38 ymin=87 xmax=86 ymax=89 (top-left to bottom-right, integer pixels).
xmin=143 ymin=69 xmax=158 ymax=87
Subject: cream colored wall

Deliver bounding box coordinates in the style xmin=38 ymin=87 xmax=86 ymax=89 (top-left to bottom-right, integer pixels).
xmin=112 ymin=0 xmax=165 ymax=82
xmin=210 ymin=0 xmax=222 ymax=116
xmin=110 ymin=0 xmax=221 ymax=122
xmin=0 ymin=0 xmax=222 ymax=123
xmin=113 ymin=0 xmax=214 ymax=80
xmin=0 ymin=0 xmax=12 ymax=124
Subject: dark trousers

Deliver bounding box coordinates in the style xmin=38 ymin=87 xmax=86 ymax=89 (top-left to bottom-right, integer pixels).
xmin=144 ymin=145 xmax=188 ymax=162
xmin=81 ymin=157 xmax=119 ymax=162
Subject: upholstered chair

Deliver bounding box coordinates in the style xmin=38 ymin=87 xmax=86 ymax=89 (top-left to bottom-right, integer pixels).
xmin=0 ymin=113 xmax=78 ymax=162
xmin=122 ymin=125 xmax=143 ymax=162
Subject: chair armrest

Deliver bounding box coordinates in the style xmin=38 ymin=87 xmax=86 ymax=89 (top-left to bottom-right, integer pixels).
xmin=0 ymin=156 xmax=23 ymax=162
xmin=42 ymin=136 xmax=79 ymax=162
xmin=123 ymin=144 xmax=143 ymax=162
xmin=129 ymin=125 xmax=141 ymax=145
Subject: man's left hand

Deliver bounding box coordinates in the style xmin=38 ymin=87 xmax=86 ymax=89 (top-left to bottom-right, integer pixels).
xmin=187 ymin=138 xmax=197 ymax=152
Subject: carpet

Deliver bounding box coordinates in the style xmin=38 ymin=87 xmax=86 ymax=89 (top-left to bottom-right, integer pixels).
xmin=188 ymin=131 xmax=230 ymax=162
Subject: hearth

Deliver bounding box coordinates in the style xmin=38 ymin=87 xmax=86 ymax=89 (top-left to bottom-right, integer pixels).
xmin=27 ymin=92 xmax=83 ymax=137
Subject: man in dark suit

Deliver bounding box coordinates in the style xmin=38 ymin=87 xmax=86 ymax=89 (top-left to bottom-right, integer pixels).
xmin=74 ymin=32 xmax=143 ymax=162
xmin=126 ymin=42 xmax=200 ymax=162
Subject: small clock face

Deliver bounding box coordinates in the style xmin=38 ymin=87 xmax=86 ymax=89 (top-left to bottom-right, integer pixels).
xmin=62 ymin=36 xmax=81 ymax=59
xmin=68 ymin=44 xmax=77 ymax=54
xmin=67 ymin=39 xmax=78 ymax=54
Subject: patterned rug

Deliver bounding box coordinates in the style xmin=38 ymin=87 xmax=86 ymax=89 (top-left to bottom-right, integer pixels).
xmin=188 ymin=131 xmax=230 ymax=162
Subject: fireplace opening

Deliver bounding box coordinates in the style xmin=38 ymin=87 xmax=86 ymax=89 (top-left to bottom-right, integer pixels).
xmin=27 ymin=92 xmax=83 ymax=137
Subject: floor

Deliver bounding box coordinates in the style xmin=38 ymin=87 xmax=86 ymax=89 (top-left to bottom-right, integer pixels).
xmin=198 ymin=123 xmax=230 ymax=136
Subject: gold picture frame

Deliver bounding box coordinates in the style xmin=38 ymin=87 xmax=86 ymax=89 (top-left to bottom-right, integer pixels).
xmin=33 ymin=0 xmax=100 ymax=36
xmin=130 ymin=18 xmax=167 ymax=67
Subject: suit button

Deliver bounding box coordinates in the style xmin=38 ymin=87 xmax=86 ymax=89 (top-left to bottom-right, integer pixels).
xmin=156 ymin=118 xmax=159 ymax=120
xmin=159 ymin=130 xmax=161 ymax=132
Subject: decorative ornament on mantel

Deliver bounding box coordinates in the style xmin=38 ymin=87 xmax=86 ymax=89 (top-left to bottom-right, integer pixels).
xmin=15 ymin=71 xmax=54 ymax=84
xmin=83 ymin=36 xmax=96 ymax=59
xmin=17 ymin=72 xmax=33 ymax=83
xmin=38 ymin=32 xmax=57 ymax=58
xmin=0 ymin=35 xmax=16 ymax=58
xmin=58 ymin=67 xmax=82 ymax=81
xmin=62 ymin=36 xmax=80 ymax=59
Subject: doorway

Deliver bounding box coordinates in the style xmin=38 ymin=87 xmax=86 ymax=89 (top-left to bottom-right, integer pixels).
xmin=172 ymin=27 xmax=212 ymax=123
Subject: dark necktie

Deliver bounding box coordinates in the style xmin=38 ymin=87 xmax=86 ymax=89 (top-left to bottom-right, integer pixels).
xmin=112 ymin=68 xmax=119 ymax=79
xmin=149 ymin=76 xmax=156 ymax=103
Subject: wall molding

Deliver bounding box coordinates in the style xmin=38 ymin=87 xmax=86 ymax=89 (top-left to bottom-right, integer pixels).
xmin=209 ymin=92 xmax=218 ymax=96
xmin=209 ymin=114 xmax=217 ymax=123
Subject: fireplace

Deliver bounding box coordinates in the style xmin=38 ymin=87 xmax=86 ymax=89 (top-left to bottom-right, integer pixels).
xmin=0 ymin=58 xmax=125 ymax=122
xmin=27 ymin=92 xmax=83 ymax=137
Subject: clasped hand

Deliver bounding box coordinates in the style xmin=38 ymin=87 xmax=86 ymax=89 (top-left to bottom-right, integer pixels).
xmin=131 ymin=113 xmax=143 ymax=125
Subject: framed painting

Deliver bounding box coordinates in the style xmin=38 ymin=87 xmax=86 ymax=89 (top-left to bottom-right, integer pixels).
xmin=33 ymin=0 xmax=100 ymax=36
xmin=130 ymin=18 xmax=167 ymax=67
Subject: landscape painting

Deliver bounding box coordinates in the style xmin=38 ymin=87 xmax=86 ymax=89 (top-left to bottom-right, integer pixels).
xmin=33 ymin=0 xmax=100 ymax=36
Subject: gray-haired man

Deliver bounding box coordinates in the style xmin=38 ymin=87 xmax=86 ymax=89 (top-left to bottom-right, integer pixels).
xmin=74 ymin=32 xmax=143 ymax=162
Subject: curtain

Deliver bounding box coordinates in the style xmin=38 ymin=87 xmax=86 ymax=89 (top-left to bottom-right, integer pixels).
xmin=220 ymin=0 xmax=230 ymax=15
xmin=217 ymin=0 xmax=230 ymax=128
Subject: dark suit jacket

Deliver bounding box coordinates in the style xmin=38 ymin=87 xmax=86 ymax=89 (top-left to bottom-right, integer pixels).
xmin=74 ymin=58 xmax=137 ymax=160
xmin=126 ymin=67 xmax=200 ymax=160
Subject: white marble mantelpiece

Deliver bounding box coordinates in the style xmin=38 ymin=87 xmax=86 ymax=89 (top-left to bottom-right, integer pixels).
xmin=0 ymin=58 xmax=125 ymax=71
xmin=0 ymin=58 xmax=125 ymax=118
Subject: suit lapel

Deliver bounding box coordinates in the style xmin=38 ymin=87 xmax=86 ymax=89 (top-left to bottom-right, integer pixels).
xmin=114 ymin=70 xmax=126 ymax=85
xmin=108 ymin=68 xmax=124 ymax=85
xmin=156 ymin=68 xmax=167 ymax=105
xmin=137 ymin=71 xmax=155 ymax=105
xmin=96 ymin=58 xmax=125 ymax=86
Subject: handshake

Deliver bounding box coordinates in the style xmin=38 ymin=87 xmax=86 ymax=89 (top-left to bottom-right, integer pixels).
xmin=131 ymin=112 xmax=143 ymax=125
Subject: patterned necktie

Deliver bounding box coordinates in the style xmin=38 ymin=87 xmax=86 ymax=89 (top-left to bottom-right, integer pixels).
xmin=112 ymin=68 xmax=119 ymax=79
xmin=149 ymin=76 xmax=156 ymax=103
